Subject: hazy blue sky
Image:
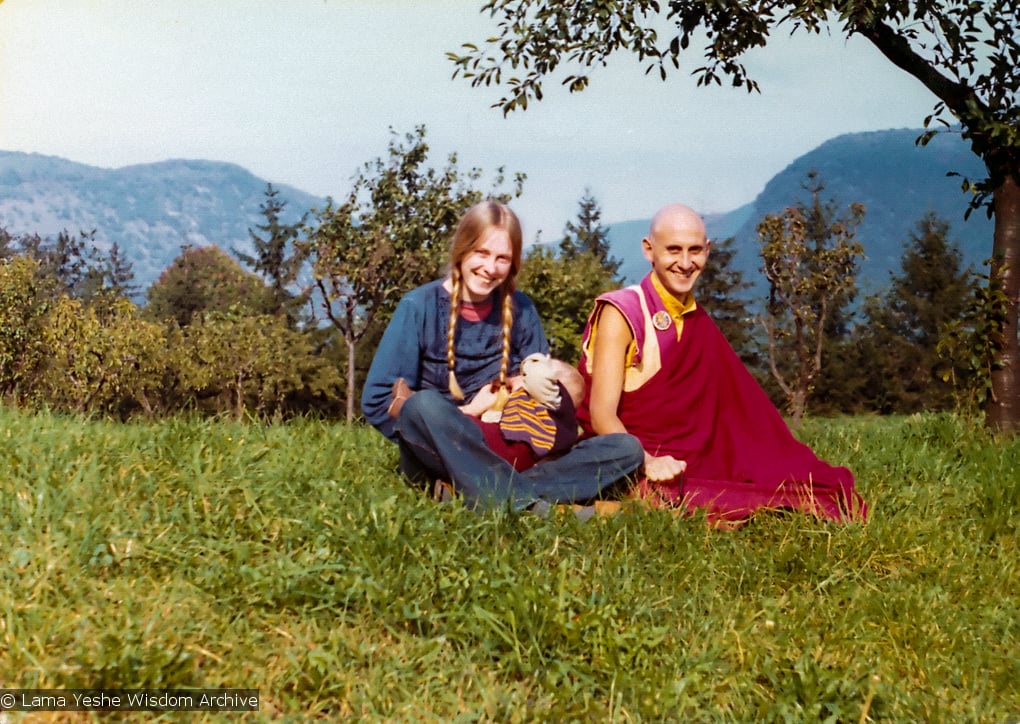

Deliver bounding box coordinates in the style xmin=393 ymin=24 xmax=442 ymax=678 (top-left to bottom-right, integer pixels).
xmin=1 ymin=0 xmax=939 ymax=240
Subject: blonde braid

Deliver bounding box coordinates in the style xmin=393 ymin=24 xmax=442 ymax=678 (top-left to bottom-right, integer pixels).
xmin=486 ymin=290 xmax=514 ymax=415
xmin=446 ymin=270 xmax=465 ymax=400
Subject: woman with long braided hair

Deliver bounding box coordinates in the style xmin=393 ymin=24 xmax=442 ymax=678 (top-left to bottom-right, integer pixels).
xmin=362 ymin=201 xmax=642 ymax=513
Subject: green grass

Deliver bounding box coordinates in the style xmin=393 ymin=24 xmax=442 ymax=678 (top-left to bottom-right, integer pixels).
xmin=1 ymin=408 xmax=1017 ymax=721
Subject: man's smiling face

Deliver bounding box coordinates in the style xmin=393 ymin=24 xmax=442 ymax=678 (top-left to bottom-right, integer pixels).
xmin=642 ymin=207 xmax=710 ymax=301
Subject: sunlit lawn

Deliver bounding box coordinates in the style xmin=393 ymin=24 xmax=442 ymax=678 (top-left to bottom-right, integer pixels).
xmin=1 ymin=407 xmax=1017 ymax=721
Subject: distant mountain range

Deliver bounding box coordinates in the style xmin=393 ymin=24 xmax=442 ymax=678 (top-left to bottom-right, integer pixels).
xmin=0 ymin=151 xmax=325 ymax=295
xmin=607 ymin=128 xmax=992 ymax=297
xmin=0 ymin=128 xmax=995 ymax=301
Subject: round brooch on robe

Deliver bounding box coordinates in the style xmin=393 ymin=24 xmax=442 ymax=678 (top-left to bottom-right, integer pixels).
xmin=652 ymin=310 xmax=672 ymax=331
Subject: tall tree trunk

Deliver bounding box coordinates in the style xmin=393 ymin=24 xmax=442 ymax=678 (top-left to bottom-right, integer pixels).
xmin=234 ymin=370 xmax=246 ymax=420
xmin=790 ymin=388 xmax=807 ymax=429
xmin=988 ymin=175 xmax=1020 ymax=432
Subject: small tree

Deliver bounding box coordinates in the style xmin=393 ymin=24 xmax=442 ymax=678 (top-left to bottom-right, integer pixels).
xmin=36 ymin=296 xmax=169 ymax=417
xmin=104 ymin=242 xmax=140 ymax=300
xmin=890 ymin=214 xmax=974 ymax=350
xmin=758 ymin=192 xmax=864 ymax=425
xmin=0 ymin=256 xmax=51 ymax=401
xmin=937 ymin=264 xmax=1010 ymax=414
xmin=178 ymin=312 xmax=341 ymax=420
xmin=306 ymin=126 xmax=524 ymax=421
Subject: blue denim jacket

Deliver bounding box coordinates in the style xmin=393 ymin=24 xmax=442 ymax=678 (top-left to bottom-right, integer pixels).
xmin=361 ymin=279 xmax=549 ymax=440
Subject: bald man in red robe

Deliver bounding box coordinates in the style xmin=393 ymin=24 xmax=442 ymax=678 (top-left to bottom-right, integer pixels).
xmin=577 ymin=204 xmax=867 ymax=525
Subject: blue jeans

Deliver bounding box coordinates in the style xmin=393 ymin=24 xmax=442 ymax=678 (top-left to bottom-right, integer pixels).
xmin=395 ymin=390 xmax=644 ymax=512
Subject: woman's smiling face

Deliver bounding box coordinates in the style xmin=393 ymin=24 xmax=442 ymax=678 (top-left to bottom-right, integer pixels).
xmin=459 ymin=228 xmax=513 ymax=302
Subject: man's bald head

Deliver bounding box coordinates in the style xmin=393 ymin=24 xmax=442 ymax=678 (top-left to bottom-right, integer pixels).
xmin=649 ymin=204 xmax=706 ymax=241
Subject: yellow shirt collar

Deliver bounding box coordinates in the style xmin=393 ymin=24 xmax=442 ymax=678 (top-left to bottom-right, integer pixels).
xmin=585 ymin=274 xmax=700 ymax=369
xmin=650 ymin=273 xmax=697 ymax=339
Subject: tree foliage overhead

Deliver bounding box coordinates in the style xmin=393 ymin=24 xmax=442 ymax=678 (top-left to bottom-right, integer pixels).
xmin=451 ymin=1 xmax=1018 ymax=162
xmin=451 ymin=0 xmax=1020 ymax=431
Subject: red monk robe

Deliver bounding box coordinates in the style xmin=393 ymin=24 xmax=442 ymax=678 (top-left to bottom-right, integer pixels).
xmin=577 ymin=274 xmax=867 ymax=524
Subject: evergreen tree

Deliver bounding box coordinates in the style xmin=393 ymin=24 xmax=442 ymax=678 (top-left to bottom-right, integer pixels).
xmin=853 ymin=213 xmax=974 ymax=412
xmin=103 ymin=242 xmax=140 ymax=300
xmin=695 ymin=235 xmax=756 ymax=366
xmin=559 ymin=190 xmax=622 ymax=280
xmin=234 ymin=183 xmax=309 ymax=328
xmin=888 ymin=213 xmax=973 ymax=351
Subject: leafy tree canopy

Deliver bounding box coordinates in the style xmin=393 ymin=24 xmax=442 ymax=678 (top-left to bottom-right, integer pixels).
xmin=145 ymin=245 xmax=273 ymax=327
xmin=450 ymin=1 xmax=1018 ymax=191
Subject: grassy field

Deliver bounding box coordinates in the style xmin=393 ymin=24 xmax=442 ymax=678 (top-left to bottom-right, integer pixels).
xmin=0 ymin=407 xmax=1017 ymax=722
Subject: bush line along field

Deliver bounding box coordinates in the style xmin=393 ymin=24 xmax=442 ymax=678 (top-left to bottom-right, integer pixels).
xmin=1 ymin=407 xmax=1017 ymax=721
